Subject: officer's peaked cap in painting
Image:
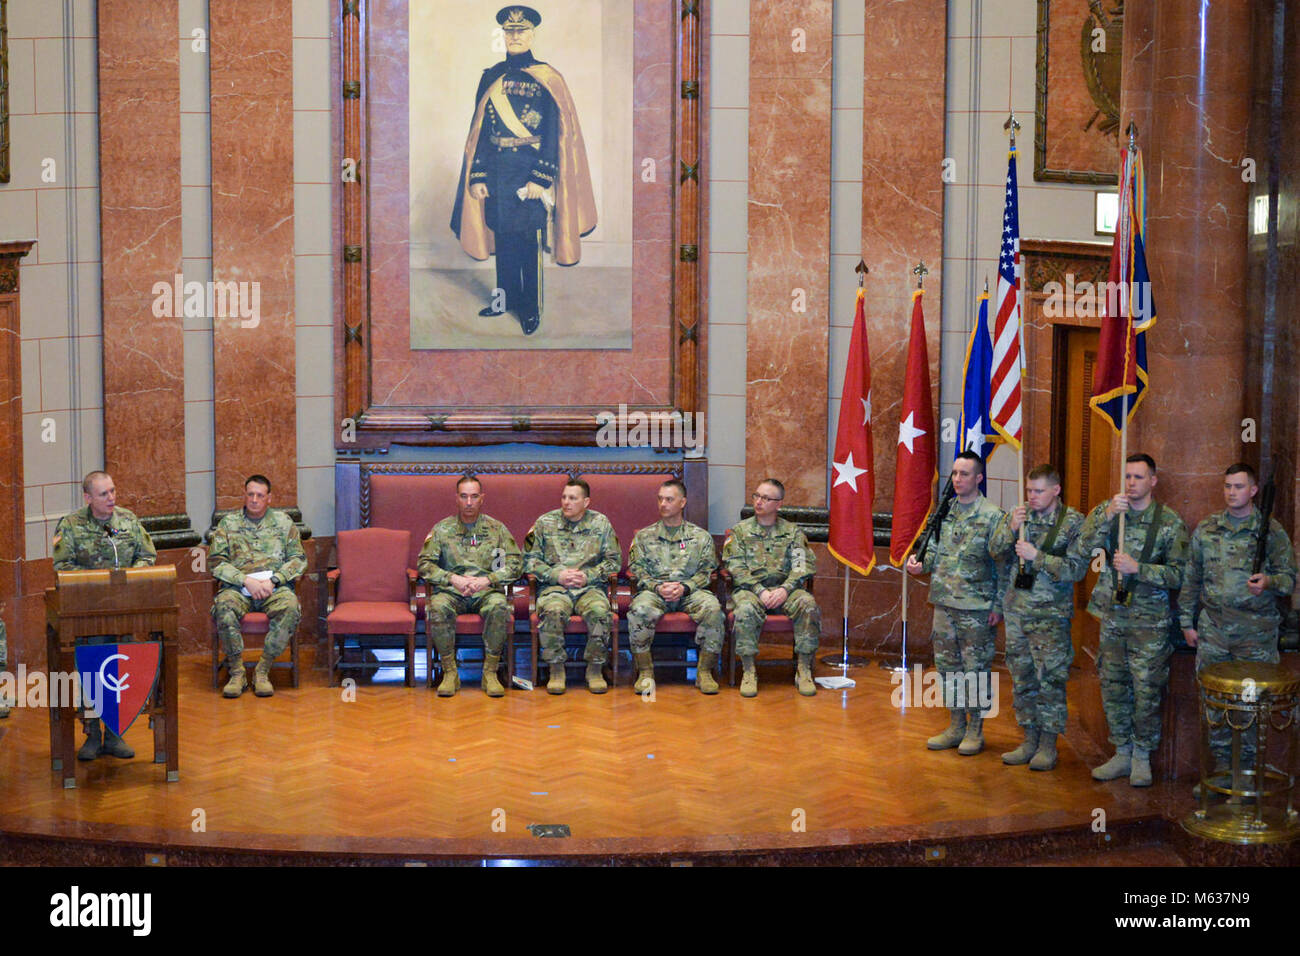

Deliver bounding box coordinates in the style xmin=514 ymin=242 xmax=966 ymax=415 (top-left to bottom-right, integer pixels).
xmin=497 ymin=6 xmax=541 ymax=29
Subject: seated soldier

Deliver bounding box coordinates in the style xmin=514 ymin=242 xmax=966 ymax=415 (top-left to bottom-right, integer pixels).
xmin=417 ymin=475 xmax=523 ymax=697
xmin=524 ymin=478 xmax=620 ymax=695
xmin=52 ymin=470 xmax=156 ymax=760
xmin=722 ymin=477 xmax=821 ymax=697
xmin=627 ymin=479 xmax=724 ymax=695
xmin=209 ymin=475 xmax=306 ymax=698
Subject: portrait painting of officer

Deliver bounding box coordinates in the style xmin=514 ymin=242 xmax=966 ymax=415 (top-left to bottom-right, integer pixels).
xmin=409 ymin=1 xmax=633 ymax=350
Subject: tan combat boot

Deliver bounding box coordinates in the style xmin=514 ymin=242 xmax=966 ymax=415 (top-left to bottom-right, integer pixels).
xmin=586 ymin=661 xmax=608 ymax=694
xmin=481 ymin=653 xmax=506 ymax=698
xmin=1129 ymin=747 xmax=1153 ymax=787
xmin=795 ymin=653 xmax=817 ymax=696
xmin=1002 ymin=728 xmax=1040 ymax=765
xmin=957 ymin=712 xmax=984 ymax=755
xmin=77 ymin=719 xmax=102 ymax=761
xmin=253 ymin=658 xmax=274 ymax=697
xmin=222 ymin=658 xmax=246 ymax=698
xmin=100 ymin=726 xmax=134 ymax=759
xmin=926 ymin=710 xmax=967 ymax=750
xmin=1091 ymin=744 xmax=1132 ymax=781
xmin=632 ymin=651 xmax=655 ymax=695
xmin=0 ymin=672 xmax=10 ymax=717
xmin=739 ymin=656 xmax=758 ymax=698
xmin=1029 ymin=733 xmax=1058 ymax=771
xmin=437 ymin=654 xmax=460 ymax=697
xmin=695 ymin=650 xmax=720 ymax=695
xmin=547 ymin=661 xmax=566 ymax=695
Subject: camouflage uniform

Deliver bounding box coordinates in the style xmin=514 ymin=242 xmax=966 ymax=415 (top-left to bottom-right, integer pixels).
xmin=417 ymin=514 xmax=523 ymax=657
xmin=209 ymin=509 xmax=307 ymax=661
xmin=627 ymin=519 xmax=723 ymax=655
xmin=721 ymin=516 xmax=820 ymax=655
xmin=524 ymin=509 xmax=620 ymax=665
xmin=990 ymin=504 xmax=1086 ymax=735
xmin=1180 ymin=508 xmax=1296 ymax=763
xmin=1077 ymin=500 xmax=1188 ymax=753
xmin=52 ymin=505 xmax=156 ymax=571
xmin=920 ymin=497 xmax=1008 ymax=709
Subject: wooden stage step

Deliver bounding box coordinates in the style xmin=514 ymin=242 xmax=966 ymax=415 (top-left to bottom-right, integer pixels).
xmin=0 ymin=650 xmax=1234 ymax=865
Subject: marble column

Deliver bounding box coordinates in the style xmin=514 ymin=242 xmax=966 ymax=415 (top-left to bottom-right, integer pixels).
xmin=98 ymin=0 xmax=189 ymax=528
xmin=209 ymin=0 xmax=297 ymax=509
xmin=861 ymin=1 xmax=946 ymax=504
xmin=0 ymin=241 xmax=34 ymax=663
xmin=820 ymin=1 xmax=947 ymax=655
xmin=1246 ymin=1 xmax=1300 ymax=535
xmin=1120 ymin=0 xmax=1253 ymax=522
xmin=744 ymin=0 xmax=832 ymax=505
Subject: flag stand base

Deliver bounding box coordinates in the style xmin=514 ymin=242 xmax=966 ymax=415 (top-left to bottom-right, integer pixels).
xmin=820 ymin=653 xmax=869 ymax=668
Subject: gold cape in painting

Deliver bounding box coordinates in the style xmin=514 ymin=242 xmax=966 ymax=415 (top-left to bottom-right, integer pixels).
xmin=451 ymin=63 xmax=598 ymax=267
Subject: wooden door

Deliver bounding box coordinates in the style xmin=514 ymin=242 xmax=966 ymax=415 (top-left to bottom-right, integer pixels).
xmin=1052 ymin=326 xmax=1116 ymax=654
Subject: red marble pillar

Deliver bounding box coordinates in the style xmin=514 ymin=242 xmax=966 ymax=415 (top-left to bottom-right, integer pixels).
xmin=0 ymin=241 xmax=34 ymax=662
xmin=1247 ymin=2 xmax=1300 ymax=536
xmin=861 ymin=1 xmax=945 ymax=504
xmin=744 ymin=0 xmax=832 ymax=506
xmin=209 ymin=0 xmax=297 ymax=508
xmin=1120 ymin=0 xmax=1253 ymax=522
xmin=813 ymin=1 xmax=948 ymax=654
xmin=98 ymin=0 xmax=187 ymax=521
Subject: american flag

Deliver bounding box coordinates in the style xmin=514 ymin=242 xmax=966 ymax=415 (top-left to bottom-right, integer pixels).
xmin=989 ymin=144 xmax=1023 ymax=448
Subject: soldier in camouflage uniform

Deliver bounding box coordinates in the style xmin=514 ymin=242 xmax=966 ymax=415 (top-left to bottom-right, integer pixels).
xmin=1076 ymin=453 xmax=1188 ymax=787
xmin=209 ymin=475 xmax=307 ymax=699
xmin=417 ymin=476 xmax=523 ymax=698
xmin=627 ymin=480 xmax=724 ymax=695
xmin=907 ymin=452 xmax=1008 ymax=756
xmin=722 ymin=477 xmax=821 ymax=698
xmin=524 ymin=478 xmax=620 ymax=694
xmin=52 ymin=471 xmax=156 ymax=759
xmin=989 ymin=464 xmax=1087 ymax=771
xmin=1181 ymin=462 xmax=1296 ymax=769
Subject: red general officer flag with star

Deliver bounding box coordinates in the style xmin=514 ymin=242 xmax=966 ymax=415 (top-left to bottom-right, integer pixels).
xmin=829 ymin=286 xmax=876 ymax=576
xmin=889 ymin=288 xmax=937 ymax=566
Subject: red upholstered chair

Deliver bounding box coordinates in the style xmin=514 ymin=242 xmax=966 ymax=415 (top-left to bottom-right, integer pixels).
xmin=366 ymin=471 xmax=564 ymax=678
xmin=326 ymin=528 xmax=417 ymax=687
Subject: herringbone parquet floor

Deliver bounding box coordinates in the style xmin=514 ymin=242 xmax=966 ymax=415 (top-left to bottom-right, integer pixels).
xmin=0 ymin=651 xmax=1158 ymax=856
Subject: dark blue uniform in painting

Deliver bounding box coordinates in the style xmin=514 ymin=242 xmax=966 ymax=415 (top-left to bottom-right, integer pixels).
xmin=468 ymin=50 xmax=558 ymax=331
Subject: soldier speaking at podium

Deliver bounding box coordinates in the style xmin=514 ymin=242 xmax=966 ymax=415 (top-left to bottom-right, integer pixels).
xmin=51 ymin=470 xmax=157 ymax=760
xmin=450 ymin=5 xmax=597 ymax=335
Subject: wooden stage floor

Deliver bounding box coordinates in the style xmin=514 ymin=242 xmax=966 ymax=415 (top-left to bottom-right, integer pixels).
xmin=0 ymin=650 xmax=1205 ymax=865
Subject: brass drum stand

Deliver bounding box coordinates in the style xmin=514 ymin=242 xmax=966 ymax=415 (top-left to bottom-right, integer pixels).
xmin=1183 ymin=661 xmax=1300 ymax=844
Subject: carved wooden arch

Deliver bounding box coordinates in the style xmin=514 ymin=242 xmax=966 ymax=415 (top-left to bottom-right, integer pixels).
xmin=335 ymin=0 xmax=707 ymax=451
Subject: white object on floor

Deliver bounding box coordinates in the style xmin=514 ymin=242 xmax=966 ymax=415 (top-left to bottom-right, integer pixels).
xmin=815 ymin=675 xmax=855 ymax=690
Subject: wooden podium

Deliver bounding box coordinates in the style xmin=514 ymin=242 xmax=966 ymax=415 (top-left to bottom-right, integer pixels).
xmin=45 ymin=566 xmax=180 ymax=789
